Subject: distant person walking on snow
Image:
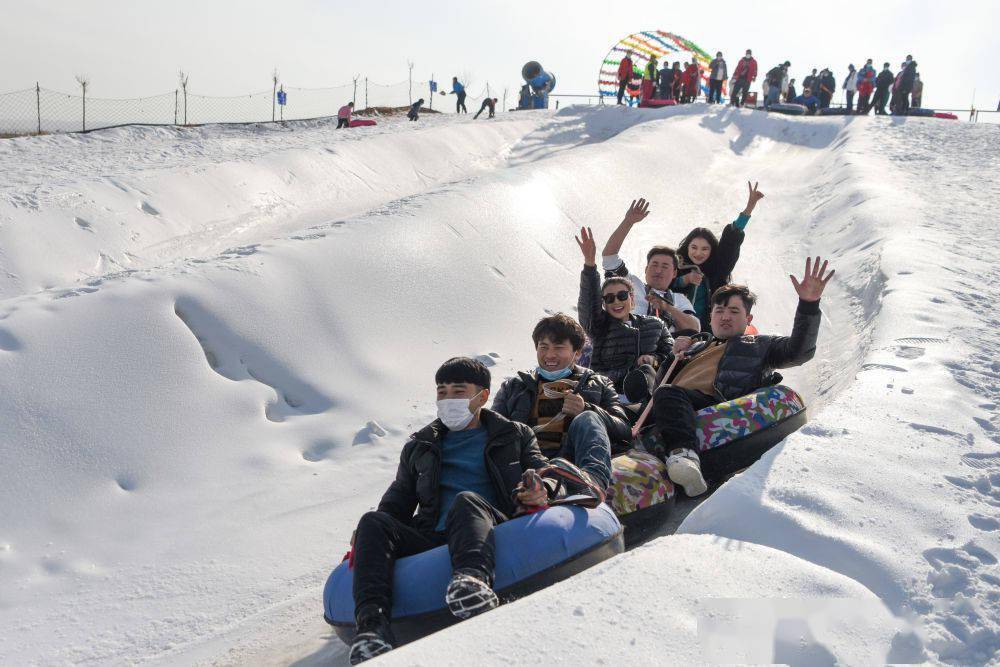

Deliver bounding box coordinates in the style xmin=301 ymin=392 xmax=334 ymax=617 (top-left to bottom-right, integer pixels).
xmin=802 ymin=69 xmax=818 ymax=97
xmin=764 ymin=62 xmax=789 ymax=109
xmin=407 ymin=98 xmax=424 ymax=121
xmin=843 ymin=65 xmax=858 ymax=112
xmin=659 ymin=62 xmax=676 ymax=101
xmin=474 ymin=97 xmax=497 ymax=119
xmin=873 ymin=63 xmax=894 ymax=115
xmin=449 ymin=77 xmax=468 ymax=113
xmin=911 ymin=74 xmax=923 ymax=109
xmin=856 ymin=60 xmax=876 ymax=114
xmin=708 ymin=52 xmax=727 ymax=103
xmin=786 ymin=78 xmax=797 ymax=102
xmin=337 ymin=102 xmax=354 ymax=128
xmin=617 ymin=52 xmax=635 ymax=105
xmin=897 ymin=58 xmax=918 ymax=114
xmin=730 ymin=49 xmax=757 ymax=107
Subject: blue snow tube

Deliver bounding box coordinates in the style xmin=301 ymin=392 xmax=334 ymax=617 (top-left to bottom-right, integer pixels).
xmin=324 ymin=504 xmax=623 ymax=645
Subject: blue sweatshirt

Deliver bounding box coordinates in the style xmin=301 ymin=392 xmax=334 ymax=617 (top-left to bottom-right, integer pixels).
xmin=435 ymin=427 xmax=497 ymax=531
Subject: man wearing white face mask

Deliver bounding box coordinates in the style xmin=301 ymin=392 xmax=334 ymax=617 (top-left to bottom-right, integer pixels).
xmin=348 ymin=357 xmax=550 ymax=664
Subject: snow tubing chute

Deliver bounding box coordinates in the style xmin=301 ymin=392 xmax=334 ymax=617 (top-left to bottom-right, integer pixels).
xmin=323 ymin=504 xmax=623 ymax=645
xmin=611 ymin=385 xmax=807 ymax=542
xmin=767 ymin=103 xmax=809 ymax=115
xmin=349 ymin=118 xmax=377 ymax=127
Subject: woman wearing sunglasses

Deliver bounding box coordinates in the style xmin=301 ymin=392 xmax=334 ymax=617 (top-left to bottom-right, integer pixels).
xmin=576 ymin=227 xmax=673 ymax=403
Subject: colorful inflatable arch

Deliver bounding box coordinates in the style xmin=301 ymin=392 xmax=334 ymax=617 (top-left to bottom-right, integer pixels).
xmin=599 ymin=31 xmax=722 ymax=101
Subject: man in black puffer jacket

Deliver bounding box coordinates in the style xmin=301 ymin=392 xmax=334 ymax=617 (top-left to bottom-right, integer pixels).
xmin=349 ymin=357 xmax=551 ymax=664
xmin=576 ymin=227 xmax=673 ymax=400
xmin=492 ymin=313 xmax=632 ymax=490
xmin=648 ymin=256 xmax=833 ymax=498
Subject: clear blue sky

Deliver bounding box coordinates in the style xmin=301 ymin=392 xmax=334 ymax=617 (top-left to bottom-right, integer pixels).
xmin=6 ymin=0 xmax=1000 ymax=110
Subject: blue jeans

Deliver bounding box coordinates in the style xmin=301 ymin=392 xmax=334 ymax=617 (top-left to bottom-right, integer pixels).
xmin=561 ymin=411 xmax=613 ymax=489
xmin=766 ymin=84 xmax=781 ymax=108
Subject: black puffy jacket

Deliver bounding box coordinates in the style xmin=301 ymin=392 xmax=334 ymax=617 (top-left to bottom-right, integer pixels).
xmin=658 ymin=299 xmax=822 ymax=400
xmin=578 ymin=265 xmax=674 ymax=389
xmin=491 ymin=367 xmax=632 ymax=447
xmin=376 ymin=409 xmax=548 ymax=532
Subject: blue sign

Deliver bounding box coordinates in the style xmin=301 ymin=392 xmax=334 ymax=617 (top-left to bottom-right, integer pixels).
xmin=277 ymin=90 xmax=287 ymax=106
xmin=429 ymin=81 xmax=437 ymax=93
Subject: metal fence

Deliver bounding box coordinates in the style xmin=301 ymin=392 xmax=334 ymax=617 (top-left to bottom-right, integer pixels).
xmin=0 ymin=78 xmax=500 ymax=136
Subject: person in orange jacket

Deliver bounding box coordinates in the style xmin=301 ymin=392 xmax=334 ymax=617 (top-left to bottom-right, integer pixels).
xmin=616 ymin=51 xmax=634 ymax=105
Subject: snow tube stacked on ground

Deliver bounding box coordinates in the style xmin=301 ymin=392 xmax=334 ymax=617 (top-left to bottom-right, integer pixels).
xmin=611 ymin=385 xmax=807 ymax=542
xmin=323 ymin=504 xmax=623 ymax=645
xmin=768 ymin=103 xmax=809 ymax=116
xmin=349 ymin=119 xmax=377 ymax=127
xmin=818 ymin=107 xmax=851 ymax=116
xmin=639 ymin=98 xmax=677 ymax=108
xmin=906 ymin=108 xmax=935 ymax=117
xmin=934 ymin=112 xmax=958 ymax=120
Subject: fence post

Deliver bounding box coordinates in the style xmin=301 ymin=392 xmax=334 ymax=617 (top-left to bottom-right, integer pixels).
xmin=502 ymin=87 xmax=507 ymax=113
xmin=75 ymin=75 xmax=89 ymax=131
xmin=365 ymin=77 xmax=368 ymax=109
xmin=35 ymin=83 xmax=41 ymax=134
xmin=352 ymin=76 xmax=358 ymax=106
xmin=174 ymin=89 xmax=178 ymax=124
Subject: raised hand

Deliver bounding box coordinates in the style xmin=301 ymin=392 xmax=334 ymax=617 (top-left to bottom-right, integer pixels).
xmin=790 ymin=256 xmax=835 ymax=302
xmin=623 ymin=198 xmax=651 ymax=226
xmin=744 ymin=181 xmax=765 ymax=214
xmin=575 ymin=226 xmax=597 ymax=267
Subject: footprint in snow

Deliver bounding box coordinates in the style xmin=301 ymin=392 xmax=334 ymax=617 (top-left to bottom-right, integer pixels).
xmin=353 ymin=421 xmax=388 ymax=446
xmin=74 ymin=217 xmax=93 ymax=232
xmin=0 ymin=328 xmax=22 ymax=351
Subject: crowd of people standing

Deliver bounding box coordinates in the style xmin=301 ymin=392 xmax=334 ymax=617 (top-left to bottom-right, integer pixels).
xmin=615 ymin=48 xmax=924 ymax=116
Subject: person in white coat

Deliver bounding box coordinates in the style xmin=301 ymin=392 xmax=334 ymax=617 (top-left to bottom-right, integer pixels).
xmin=843 ymin=64 xmax=858 ymax=112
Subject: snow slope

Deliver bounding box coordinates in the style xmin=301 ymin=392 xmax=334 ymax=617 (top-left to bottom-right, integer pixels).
xmin=0 ymin=106 xmax=997 ymax=665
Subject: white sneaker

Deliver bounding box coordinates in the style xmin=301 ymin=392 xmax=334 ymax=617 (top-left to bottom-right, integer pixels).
xmin=666 ymin=448 xmax=708 ymax=497
xmin=445 ymin=571 xmax=499 ymax=619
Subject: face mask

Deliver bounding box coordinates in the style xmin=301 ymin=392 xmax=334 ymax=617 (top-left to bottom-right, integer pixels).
xmin=537 ymin=365 xmax=573 ymax=381
xmin=437 ymin=392 xmax=482 ymax=430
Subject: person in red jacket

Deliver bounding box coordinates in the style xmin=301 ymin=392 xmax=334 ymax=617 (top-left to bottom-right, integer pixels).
xmin=679 ymin=62 xmax=693 ymax=103
xmin=684 ymin=62 xmax=701 ymax=102
xmin=855 ymin=59 xmax=876 ymax=114
xmin=616 ymin=52 xmax=634 ymax=105
xmin=729 ymin=49 xmax=758 ymax=108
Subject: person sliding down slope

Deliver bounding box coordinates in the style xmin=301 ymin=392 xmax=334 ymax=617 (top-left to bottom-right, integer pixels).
xmin=492 ymin=313 xmax=631 ymax=489
xmin=792 ymin=87 xmax=820 ymax=113
xmin=601 ymin=198 xmax=701 ymax=336
xmin=648 ymin=257 xmax=834 ymax=496
xmin=576 ymin=227 xmax=674 ymax=403
xmin=348 ymin=357 xmax=548 ymax=663
xmin=674 ymin=182 xmax=766 ymax=331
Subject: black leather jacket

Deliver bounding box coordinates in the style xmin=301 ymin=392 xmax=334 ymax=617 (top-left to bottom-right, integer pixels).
xmin=376 ymin=409 xmax=547 ymax=532
xmin=658 ymin=299 xmax=822 ymax=400
xmin=491 ymin=367 xmax=632 ymax=447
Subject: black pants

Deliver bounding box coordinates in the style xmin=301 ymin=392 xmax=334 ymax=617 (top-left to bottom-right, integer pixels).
xmin=474 ymin=103 xmax=493 ymax=119
xmin=456 ymin=92 xmax=468 ymax=113
xmin=337 ymin=118 xmax=350 ymax=128
xmin=652 ymin=385 xmax=718 ymax=451
xmin=819 ymin=91 xmax=832 ymax=109
xmin=857 ymin=92 xmax=871 ymax=114
xmin=873 ymin=88 xmax=889 ymax=115
xmin=730 ymin=78 xmax=749 ymax=107
xmin=896 ymin=88 xmax=911 ymax=115
xmin=617 ymin=79 xmax=628 ymax=104
xmin=352 ymin=492 xmax=507 ymax=617
xmin=708 ymin=79 xmax=723 ymax=103
xmin=845 ymin=90 xmax=855 ymax=112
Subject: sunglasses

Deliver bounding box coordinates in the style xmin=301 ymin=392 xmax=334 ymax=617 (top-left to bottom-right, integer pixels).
xmin=602 ymin=290 xmax=631 ymax=304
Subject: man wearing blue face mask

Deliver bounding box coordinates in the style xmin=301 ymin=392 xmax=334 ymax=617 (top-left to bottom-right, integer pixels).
xmin=348 ymin=357 xmax=551 ymax=664
xmin=491 ymin=313 xmax=628 ymax=490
